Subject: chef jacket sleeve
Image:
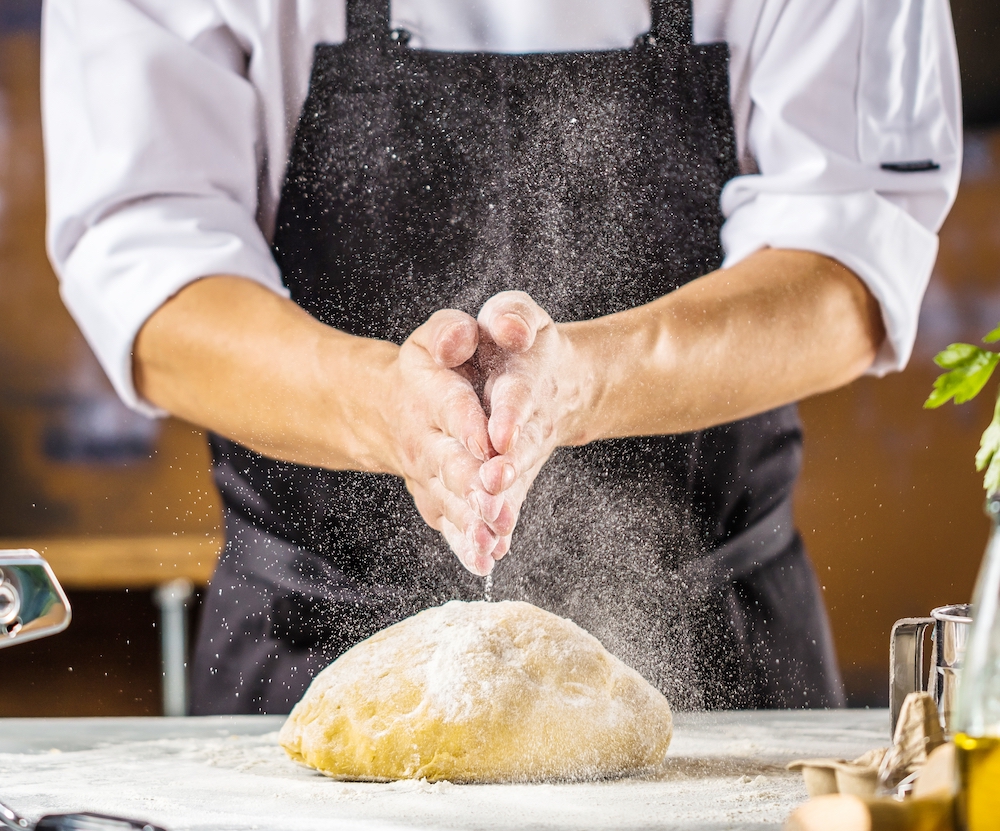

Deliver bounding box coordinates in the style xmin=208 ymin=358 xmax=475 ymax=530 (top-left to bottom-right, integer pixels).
xmin=719 ymin=0 xmax=962 ymax=375
xmin=42 ymin=0 xmax=288 ymax=417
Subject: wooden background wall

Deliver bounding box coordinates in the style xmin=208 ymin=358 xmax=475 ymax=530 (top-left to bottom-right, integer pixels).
xmin=797 ymin=131 xmax=1000 ymax=701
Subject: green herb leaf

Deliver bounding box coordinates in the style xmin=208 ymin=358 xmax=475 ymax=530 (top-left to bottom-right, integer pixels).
xmin=924 ymin=345 xmax=1000 ymax=408
xmin=934 ymin=342 xmax=981 ymax=369
xmin=984 ymin=323 xmax=1000 ymax=344
xmin=977 ymin=395 xmax=1000 ymax=495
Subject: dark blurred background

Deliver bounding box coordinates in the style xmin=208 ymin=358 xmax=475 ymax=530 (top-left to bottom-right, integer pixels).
xmin=1 ymin=1 xmax=999 ymax=714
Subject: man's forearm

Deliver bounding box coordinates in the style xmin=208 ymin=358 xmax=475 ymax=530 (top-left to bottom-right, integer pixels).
xmin=560 ymin=249 xmax=885 ymax=443
xmin=133 ymin=275 xmax=400 ymax=473
xmin=135 ymin=275 xmax=512 ymax=571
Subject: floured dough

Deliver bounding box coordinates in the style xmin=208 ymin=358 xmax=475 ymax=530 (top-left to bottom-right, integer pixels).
xmin=279 ymin=599 xmax=673 ymax=782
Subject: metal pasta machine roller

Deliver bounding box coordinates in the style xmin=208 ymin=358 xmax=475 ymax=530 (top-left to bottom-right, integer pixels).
xmin=0 ymin=550 xmax=71 ymax=649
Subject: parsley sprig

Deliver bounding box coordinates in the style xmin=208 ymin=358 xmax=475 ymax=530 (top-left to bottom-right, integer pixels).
xmin=925 ymin=324 xmax=1000 ymax=494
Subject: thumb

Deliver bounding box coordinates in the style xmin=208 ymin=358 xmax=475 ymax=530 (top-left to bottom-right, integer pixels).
xmin=412 ymin=309 xmax=480 ymax=368
xmin=478 ymin=291 xmax=551 ymax=353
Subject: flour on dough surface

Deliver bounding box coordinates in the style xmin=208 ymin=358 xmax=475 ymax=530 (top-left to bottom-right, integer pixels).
xmin=279 ymin=599 xmax=673 ymax=782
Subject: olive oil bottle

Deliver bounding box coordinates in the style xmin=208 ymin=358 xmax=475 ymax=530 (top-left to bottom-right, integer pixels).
xmin=955 ymin=733 xmax=1000 ymax=830
xmin=954 ymin=497 xmax=1000 ymax=831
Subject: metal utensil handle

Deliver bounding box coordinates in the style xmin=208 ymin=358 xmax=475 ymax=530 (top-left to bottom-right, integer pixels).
xmin=889 ymin=617 xmax=934 ymax=738
xmin=35 ymin=813 xmax=166 ymax=831
xmin=0 ymin=798 xmax=30 ymax=830
xmin=1 ymin=800 xmax=166 ymax=831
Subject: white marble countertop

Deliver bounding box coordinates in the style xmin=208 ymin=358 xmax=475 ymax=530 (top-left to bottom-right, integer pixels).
xmin=0 ymin=710 xmax=889 ymax=831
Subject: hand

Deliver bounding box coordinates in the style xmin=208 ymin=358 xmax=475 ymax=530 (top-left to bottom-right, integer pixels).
xmin=473 ymin=292 xmax=585 ymax=550
xmin=386 ymin=309 xmax=516 ymax=575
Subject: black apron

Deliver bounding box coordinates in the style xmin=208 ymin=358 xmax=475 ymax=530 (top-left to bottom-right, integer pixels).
xmin=191 ymin=0 xmax=845 ymax=714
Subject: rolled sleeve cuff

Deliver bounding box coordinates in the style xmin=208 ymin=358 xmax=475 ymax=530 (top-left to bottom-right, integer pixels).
xmin=56 ymin=196 xmax=288 ymax=417
xmin=719 ymin=190 xmax=938 ymax=376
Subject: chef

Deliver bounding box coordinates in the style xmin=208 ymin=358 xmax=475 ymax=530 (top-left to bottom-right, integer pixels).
xmin=43 ymin=0 xmax=960 ymax=713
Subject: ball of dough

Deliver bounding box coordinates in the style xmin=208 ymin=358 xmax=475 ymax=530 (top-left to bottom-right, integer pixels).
xmin=279 ymin=600 xmax=673 ymax=782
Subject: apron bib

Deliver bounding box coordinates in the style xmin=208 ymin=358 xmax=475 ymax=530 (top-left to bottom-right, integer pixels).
xmin=192 ymin=0 xmax=843 ymax=714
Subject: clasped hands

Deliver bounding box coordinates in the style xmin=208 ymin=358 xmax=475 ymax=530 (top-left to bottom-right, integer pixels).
xmin=386 ymin=291 xmax=587 ymax=576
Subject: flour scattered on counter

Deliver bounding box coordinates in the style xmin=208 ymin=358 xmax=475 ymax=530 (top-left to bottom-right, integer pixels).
xmin=385 ymin=779 xmax=456 ymax=795
xmin=0 ymin=712 xmax=888 ymax=831
xmin=737 ymin=775 xmax=766 ymax=786
xmin=733 ymin=774 xmax=781 ymax=801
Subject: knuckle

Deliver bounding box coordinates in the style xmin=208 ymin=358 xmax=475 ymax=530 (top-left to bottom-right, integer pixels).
xmin=399 ymin=438 xmax=422 ymax=471
xmin=522 ymin=418 xmax=548 ymax=448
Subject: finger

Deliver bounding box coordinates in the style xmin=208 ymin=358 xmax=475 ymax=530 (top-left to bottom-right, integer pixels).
xmin=477 ymin=449 xmax=544 ymax=547
xmin=471 ymin=489 xmax=504 ymax=524
xmin=435 ymin=378 xmax=492 ymax=462
xmin=401 ymin=337 xmax=488 ymax=461
xmin=479 ymin=452 xmax=517 ymax=497
xmin=478 ymin=291 xmax=551 ymax=353
xmin=482 ymin=470 xmax=530 ymax=528
xmin=485 ymin=498 xmax=517 ymax=537
xmin=440 ymin=517 xmax=496 ymax=576
xmin=399 ymin=322 xmax=490 ymax=460
xmin=414 ymin=432 xmax=515 ymax=540
xmin=492 ymin=534 xmax=511 ymax=561
xmin=415 ymin=432 xmax=488 ymax=508
xmin=426 ymin=458 xmax=499 ymax=555
xmin=479 ymin=422 xmax=550 ymax=498
xmin=413 ymin=471 xmax=500 ymax=566
xmin=486 ymin=369 xmax=537 ymax=456
xmin=407 ymin=480 xmax=444 ymax=531
xmin=406 ymin=330 xmax=490 ymax=461
xmin=411 ymin=309 xmax=479 ymax=368
xmin=469 ymin=489 xmax=517 ymax=537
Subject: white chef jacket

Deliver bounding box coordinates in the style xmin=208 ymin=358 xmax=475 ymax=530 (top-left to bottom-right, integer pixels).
xmin=41 ymin=0 xmax=962 ymax=417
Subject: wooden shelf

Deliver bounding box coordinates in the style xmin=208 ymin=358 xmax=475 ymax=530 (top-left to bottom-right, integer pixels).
xmin=0 ymin=534 xmax=222 ymax=589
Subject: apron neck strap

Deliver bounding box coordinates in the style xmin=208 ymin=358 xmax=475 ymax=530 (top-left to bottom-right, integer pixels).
xmin=346 ymin=0 xmax=390 ymax=41
xmin=649 ymin=0 xmax=693 ymax=47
